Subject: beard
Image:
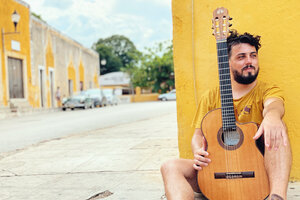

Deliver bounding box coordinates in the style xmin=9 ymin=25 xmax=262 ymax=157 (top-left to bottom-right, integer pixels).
xmin=232 ymin=65 xmax=259 ymax=85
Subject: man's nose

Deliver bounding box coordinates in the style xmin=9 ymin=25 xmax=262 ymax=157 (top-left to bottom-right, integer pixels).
xmin=245 ymin=55 xmax=252 ymax=65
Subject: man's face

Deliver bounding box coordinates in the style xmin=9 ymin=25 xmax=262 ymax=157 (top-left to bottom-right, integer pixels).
xmin=229 ymin=43 xmax=259 ymax=84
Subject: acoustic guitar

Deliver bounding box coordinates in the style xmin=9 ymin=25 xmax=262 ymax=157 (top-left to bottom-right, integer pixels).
xmin=197 ymin=7 xmax=270 ymax=200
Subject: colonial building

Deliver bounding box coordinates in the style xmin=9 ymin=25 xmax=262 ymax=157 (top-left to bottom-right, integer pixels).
xmin=99 ymin=71 xmax=131 ymax=95
xmin=0 ymin=0 xmax=99 ymax=115
xmin=31 ymin=16 xmax=99 ymax=108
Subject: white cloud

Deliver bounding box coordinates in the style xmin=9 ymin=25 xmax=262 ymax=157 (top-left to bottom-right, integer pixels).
xmin=24 ymin=0 xmax=172 ymax=50
xmin=136 ymin=0 xmax=171 ymax=8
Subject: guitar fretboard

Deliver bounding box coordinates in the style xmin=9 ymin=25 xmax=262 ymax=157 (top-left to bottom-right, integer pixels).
xmin=217 ymin=40 xmax=236 ymax=131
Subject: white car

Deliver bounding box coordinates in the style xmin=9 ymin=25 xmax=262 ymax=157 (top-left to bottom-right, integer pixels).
xmin=102 ymin=89 xmax=119 ymax=105
xmin=158 ymin=89 xmax=176 ymax=101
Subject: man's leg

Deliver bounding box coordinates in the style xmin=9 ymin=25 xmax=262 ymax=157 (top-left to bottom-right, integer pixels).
xmin=264 ymin=135 xmax=292 ymax=200
xmin=161 ymin=158 xmax=200 ymax=200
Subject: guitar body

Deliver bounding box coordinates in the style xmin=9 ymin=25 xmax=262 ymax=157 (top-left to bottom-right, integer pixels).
xmin=197 ymin=108 xmax=270 ymax=200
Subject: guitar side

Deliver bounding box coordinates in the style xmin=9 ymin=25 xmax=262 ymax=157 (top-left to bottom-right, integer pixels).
xmin=197 ymin=108 xmax=270 ymax=200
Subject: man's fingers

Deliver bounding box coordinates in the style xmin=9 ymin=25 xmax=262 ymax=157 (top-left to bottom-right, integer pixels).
xmin=264 ymin=129 xmax=270 ymax=148
xmin=193 ymin=164 xmax=202 ymax=171
xmin=194 ymin=155 xmax=211 ymax=163
xmin=269 ymin=129 xmax=275 ymax=150
xmin=195 ymin=149 xmax=209 ymax=157
xmin=253 ymin=125 xmax=263 ymax=140
xmin=274 ymin=130 xmax=280 ymax=151
xmin=194 ymin=159 xmax=208 ymax=167
xmin=282 ymin=131 xmax=288 ymax=146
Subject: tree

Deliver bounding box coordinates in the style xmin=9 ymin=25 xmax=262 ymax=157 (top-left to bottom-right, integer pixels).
xmin=124 ymin=41 xmax=174 ymax=93
xmin=92 ymin=35 xmax=141 ymax=75
xmin=93 ymin=44 xmax=122 ymax=75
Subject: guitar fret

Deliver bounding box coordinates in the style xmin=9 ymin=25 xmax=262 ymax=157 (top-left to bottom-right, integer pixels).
xmin=221 ymin=104 xmax=233 ymax=107
xmin=221 ymin=89 xmax=232 ymax=92
xmin=219 ymin=65 xmax=230 ymax=69
xmin=220 ymin=83 xmax=231 ymax=85
xmin=220 ymin=78 xmax=231 ymax=81
xmin=218 ymin=61 xmax=229 ymax=64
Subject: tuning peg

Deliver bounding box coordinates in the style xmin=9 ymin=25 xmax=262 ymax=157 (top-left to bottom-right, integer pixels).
xmin=229 ymin=24 xmax=232 ymax=27
xmin=211 ymin=26 xmax=214 ymax=29
xmin=229 ymin=17 xmax=233 ymax=20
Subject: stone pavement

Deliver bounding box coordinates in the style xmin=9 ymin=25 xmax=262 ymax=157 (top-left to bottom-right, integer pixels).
xmin=0 ymin=112 xmax=299 ymax=200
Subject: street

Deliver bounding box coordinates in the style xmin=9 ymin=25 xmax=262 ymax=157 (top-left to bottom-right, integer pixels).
xmin=0 ymin=101 xmax=179 ymax=200
xmin=0 ymin=101 xmax=176 ymax=153
xmin=0 ymin=101 xmax=299 ymax=200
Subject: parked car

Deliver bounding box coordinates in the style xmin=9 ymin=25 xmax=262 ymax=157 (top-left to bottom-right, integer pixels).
xmin=62 ymin=91 xmax=94 ymax=111
xmin=85 ymin=88 xmax=107 ymax=107
xmin=102 ymin=89 xmax=119 ymax=106
xmin=158 ymin=89 xmax=176 ymax=101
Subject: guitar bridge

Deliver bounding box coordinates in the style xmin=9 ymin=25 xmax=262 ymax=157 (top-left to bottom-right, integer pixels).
xmin=214 ymin=171 xmax=254 ymax=179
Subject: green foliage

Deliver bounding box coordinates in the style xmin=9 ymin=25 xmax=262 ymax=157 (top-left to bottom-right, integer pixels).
xmin=31 ymin=12 xmax=46 ymax=23
xmin=92 ymin=35 xmax=141 ymax=75
xmin=92 ymin=34 xmax=174 ymax=93
xmin=125 ymin=41 xmax=174 ymax=93
xmin=94 ymin=44 xmax=122 ymax=75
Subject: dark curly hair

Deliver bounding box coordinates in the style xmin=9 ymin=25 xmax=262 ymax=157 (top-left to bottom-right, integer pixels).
xmin=227 ymin=30 xmax=261 ymax=58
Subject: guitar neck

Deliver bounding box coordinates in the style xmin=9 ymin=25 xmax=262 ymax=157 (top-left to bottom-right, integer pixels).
xmin=217 ymin=40 xmax=236 ymax=131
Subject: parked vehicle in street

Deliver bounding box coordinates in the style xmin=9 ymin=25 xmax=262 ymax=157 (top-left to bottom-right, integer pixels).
xmin=62 ymin=91 xmax=94 ymax=111
xmin=158 ymin=89 xmax=176 ymax=101
xmin=85 ymin=89 xmax=108 ymax=107
xmin=102 ymin=89 xmax=119 ymax=106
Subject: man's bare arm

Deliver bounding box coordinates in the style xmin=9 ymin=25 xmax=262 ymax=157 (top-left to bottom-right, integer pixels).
xmin=253 ymin=97 xmax=288 ymax=150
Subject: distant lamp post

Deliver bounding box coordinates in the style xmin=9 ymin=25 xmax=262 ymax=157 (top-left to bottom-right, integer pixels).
xmin=12 ymin=10 xmax=21 ymax=32
xmin=101 ymin=59 xmax=106 ymax=66
xmin=1 ymin=10 xmax=20 ymax=106
xmin=2 ymin=10 xmax=21 ymax=52
xmin=100 ymin=59 xmax=106 ymax=74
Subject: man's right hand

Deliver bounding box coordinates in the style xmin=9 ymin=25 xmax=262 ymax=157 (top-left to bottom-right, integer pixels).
xmin=193 ymin=148 xmax=211 ymax=171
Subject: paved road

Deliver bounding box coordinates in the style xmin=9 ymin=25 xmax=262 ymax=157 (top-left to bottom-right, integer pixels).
xmin=0 ymin=101 xmax=176 ymax=153
xmin=0 ymin=101 xmax=299 ymax=200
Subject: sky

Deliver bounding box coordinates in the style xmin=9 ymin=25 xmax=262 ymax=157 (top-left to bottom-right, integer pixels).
xmin=24 ymin=0 xmax=173 ymax=51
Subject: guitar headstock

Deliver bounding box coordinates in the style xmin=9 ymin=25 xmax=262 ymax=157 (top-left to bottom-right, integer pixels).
xmin=212 ymin=7 xmax=232 ymax=41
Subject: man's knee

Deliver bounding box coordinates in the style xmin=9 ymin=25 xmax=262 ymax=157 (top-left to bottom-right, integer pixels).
xmin=160 ymin=159 xmax=179 ymax=176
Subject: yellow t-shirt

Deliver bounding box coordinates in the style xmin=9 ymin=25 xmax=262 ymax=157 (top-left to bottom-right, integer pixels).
xmin=192 ymin=80 xmax=284 ymax=129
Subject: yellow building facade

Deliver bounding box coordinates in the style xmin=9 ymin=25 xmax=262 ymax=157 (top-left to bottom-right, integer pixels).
xmin=0 ymin=0 xmax=31 ymax=107
xmin=172 ymin=0 xmax=300 ymax=180
xmin=0 ymin=0 xmax=99 ymax=113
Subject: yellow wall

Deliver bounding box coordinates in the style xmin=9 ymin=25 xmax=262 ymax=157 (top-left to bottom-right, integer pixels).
xmin=94 ymin=72 xmax=99 ymax=88
xmin=172 ymin=0 xmax=300 ymax=180
xmin=0 ymin=0 xmax=31 ymax=105
xmin=45 ymin=39 xmax=54 ymax=107
xmin=68 ymin=62 xmax=77 ymax=93
xmin=79 ymin=60 xmax=85 ymax=90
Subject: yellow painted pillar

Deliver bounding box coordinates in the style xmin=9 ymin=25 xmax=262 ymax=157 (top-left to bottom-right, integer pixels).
xmin=79 ymin=61 xmax=85 ymax=91
xmin=68 ymin=62 xmax=76 ymax=94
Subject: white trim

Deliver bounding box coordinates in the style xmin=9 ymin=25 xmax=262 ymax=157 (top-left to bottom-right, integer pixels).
xmin=48 ymin=67 xmax=55 ymax=107
xmin=38 ymin=65 xmax=46 ymax=107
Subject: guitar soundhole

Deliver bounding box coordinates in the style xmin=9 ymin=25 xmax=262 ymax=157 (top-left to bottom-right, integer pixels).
xmin=217 ymin=126 xmax=244 ymax=150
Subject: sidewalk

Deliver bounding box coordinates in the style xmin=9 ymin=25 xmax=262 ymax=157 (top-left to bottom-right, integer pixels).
xmin=0 ymin=113 xmax=299 ymax=200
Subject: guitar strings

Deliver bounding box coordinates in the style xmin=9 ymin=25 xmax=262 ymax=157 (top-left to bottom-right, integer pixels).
xmin=218 ymin=40 xmax=242 ymax=196
xmin=217 ymin=40 xmax=230 ymax=194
